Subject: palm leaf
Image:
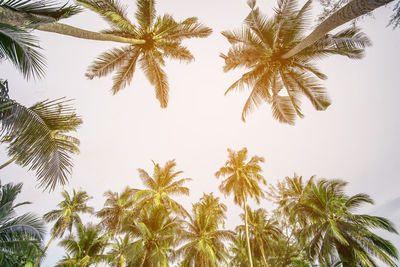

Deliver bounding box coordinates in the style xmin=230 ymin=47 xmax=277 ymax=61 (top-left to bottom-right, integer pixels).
xmin=76 ymin=0 xmax=136 ymax=32
xmin=135 ymin=0 xmax=156 ymax=30
xmin=0 ymin=23 xmax=45 ymax=79
xmin=111 ymin=47 xmax=140 ymax=94
xmin=140 ymin=51 xmax=169 ymax=108
xmin=271 ymin=94 xmax=296 ymax=125
xmin=0 ymin=94 xmax=82 ymax=191
xmin=86 ymin=46 xmax=133 ymax=79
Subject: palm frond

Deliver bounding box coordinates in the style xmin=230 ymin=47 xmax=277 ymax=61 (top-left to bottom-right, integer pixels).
xmin=0 ymin=94 xmax=82 ymax=191
xmin=157 ymin=41 xmax=194 ymax=63
xmin=76 ymin=0 xmax=136 ymax=32
xmin=135 ymin=0 xmax=156 ymax=30
xmin=0 ymin=23 xmax=45 ymax=79
xmin=86 ymin=46 xmax=132 ymax=79
xmin=111 ymin=47 xmax=140 ymax=94
xmin=0 ymin=0 xmax=80 ymax=22
xmin=271 ymin=94 xmax=296 ymax=125
xmin=139 ymin=51 xmax=169 ymax=108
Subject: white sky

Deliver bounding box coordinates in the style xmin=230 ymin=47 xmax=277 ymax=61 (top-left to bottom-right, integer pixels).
xmin=1 ymin=0 xmax=400 ymax=266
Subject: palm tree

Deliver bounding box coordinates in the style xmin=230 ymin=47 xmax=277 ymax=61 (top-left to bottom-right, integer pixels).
xmin=0 ymin=182 xmax=45 ymax=265
xmin=95 ymin=187 xmax=136 ymax=267
xmin=42 ymin=189 xmax=94 ymax=254
xmin=176 ymin=193 xmax=234 ymax=266
xmin=135 ymin=159 xmax=192 ymax=217
xmin=0 ymin=0 xmax=79 ymax=79
xmin=122 ymin=205 xmax=182 ymax=266
xmin=237 ymin=208 xmax=281 ymax=266
xmin=97 ymin=188 xmax=136 ymax=235
xmin=80 ymin=0 xmax=212 ymax=107
xmin=221 ymin=0 xmax=370 ymax=124
xmin=0 ymin=80 xmax=82 ymax=190
xmin=57 ymin=224 xmax=108 ymax=267
xmin=298 ymin=179 xmax=399 ymax=266
xmin=215 ymin=147 xmax=266 ymax=267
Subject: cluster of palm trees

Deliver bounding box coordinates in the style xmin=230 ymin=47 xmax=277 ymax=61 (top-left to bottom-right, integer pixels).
xmin=3 ymin=149 xmax=397 ymax=266
xmin=0 ymin=0 xmax=396 ymax=190
xmin=1 ymin=0 xmax=399 ymax=265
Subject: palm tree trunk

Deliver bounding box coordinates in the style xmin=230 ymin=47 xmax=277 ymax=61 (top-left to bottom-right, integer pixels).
xmin=282 ymin=0 xmax=394 ymax=59
xmin=243 ymin=193 xmax=254 ymax=267
xmin=0 ymin=155 xmax=18 ymax=169
xmin=260 ymin=242 xmax=268 ymax=267
xmin=0 ymin=7 xmax=145 ymax=45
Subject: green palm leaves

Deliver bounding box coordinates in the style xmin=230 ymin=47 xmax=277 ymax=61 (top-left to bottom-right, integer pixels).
xmin=135 ymin=159 xmax=192 ymax=217
xmin=177 ymin=193 xmax=234 ymax=266
xmin=0 ymin=182 xmax=45 ymax=265
xmin=273 ymin=176 xmax=399 ymax=266
xmin=43 ymin=189 xmax=94 ymax=252
xmin=0 ymin=0 xmax=80 ymax=79
xmin=57 ymin=224 xmax=107 ymax=267
xmin=221 ymin=0 xmax=370 ymax=124
xmin=0 ymin=81 xmax=82 ymax=190
xmin=81 ymin=0 xmax=212 ymax=107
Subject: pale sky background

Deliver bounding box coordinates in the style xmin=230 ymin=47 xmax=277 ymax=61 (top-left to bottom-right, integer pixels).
xmin=1 ymin=0 xmax=400 ymax=266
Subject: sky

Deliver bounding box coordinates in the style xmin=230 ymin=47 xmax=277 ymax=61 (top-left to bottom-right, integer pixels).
xmin=1 ymin=0 xmax=400 ymax=265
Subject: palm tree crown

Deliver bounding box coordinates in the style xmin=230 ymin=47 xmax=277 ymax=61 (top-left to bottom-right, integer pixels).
xmin=177 ymin=193 xmax=234 ymax=266
xmin=43 ymin=189 xmax=94 ymax=252
xmin=80 ymin=0 xmax=212 ymax=107
xmin=135 ymin=159 xmax=192 ymax=217
xmin=216 ymin=148 xmax=266 ymax=206
xmin=57 ymin=224 xmax=107 ymax=267
xmin=221 ymin=0 xmax=370 ymax=124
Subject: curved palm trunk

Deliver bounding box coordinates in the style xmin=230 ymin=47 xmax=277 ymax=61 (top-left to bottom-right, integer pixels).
xmin=243 ymin=193 xmax=254 ymax=267
xmin=43 ymin=224 xmax=63 ymax=253
xmin=282 ymin=0 xmax=394 ymax=59
xmin=0 ymin=7 xmax=145 ymax=45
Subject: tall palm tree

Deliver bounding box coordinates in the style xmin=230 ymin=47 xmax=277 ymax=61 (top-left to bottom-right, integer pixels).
xmin=0 ymin=81 xmax=82 ymax=190
xmin=298 ymin=179 xmax=399 ymax=266
xmin=135 ymin=159 xmax=192 ymax=217
xmin=80 ymin=0 xmax=212 ymax=107
xmin=176 ymin=193 xmax=234 ymax=266
xmin=57 ymin=224 xmax=108 ymax=267
xmin=215 ymin=147 xmax=266 ymax=267
xmin=221 ymin=0 xmax=370 ymax=124
xmin=0 ymin=0 xmax=79 ymax=79
xmin=122 ymin=205 xmax=182 ymax=266
xmin=42 ymin=189 xmax=94 ymax=254
xmin=237 ymin=208 xmax=282 ymax=266
xmin=0 ymin=182 xmax=45 ymax=266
